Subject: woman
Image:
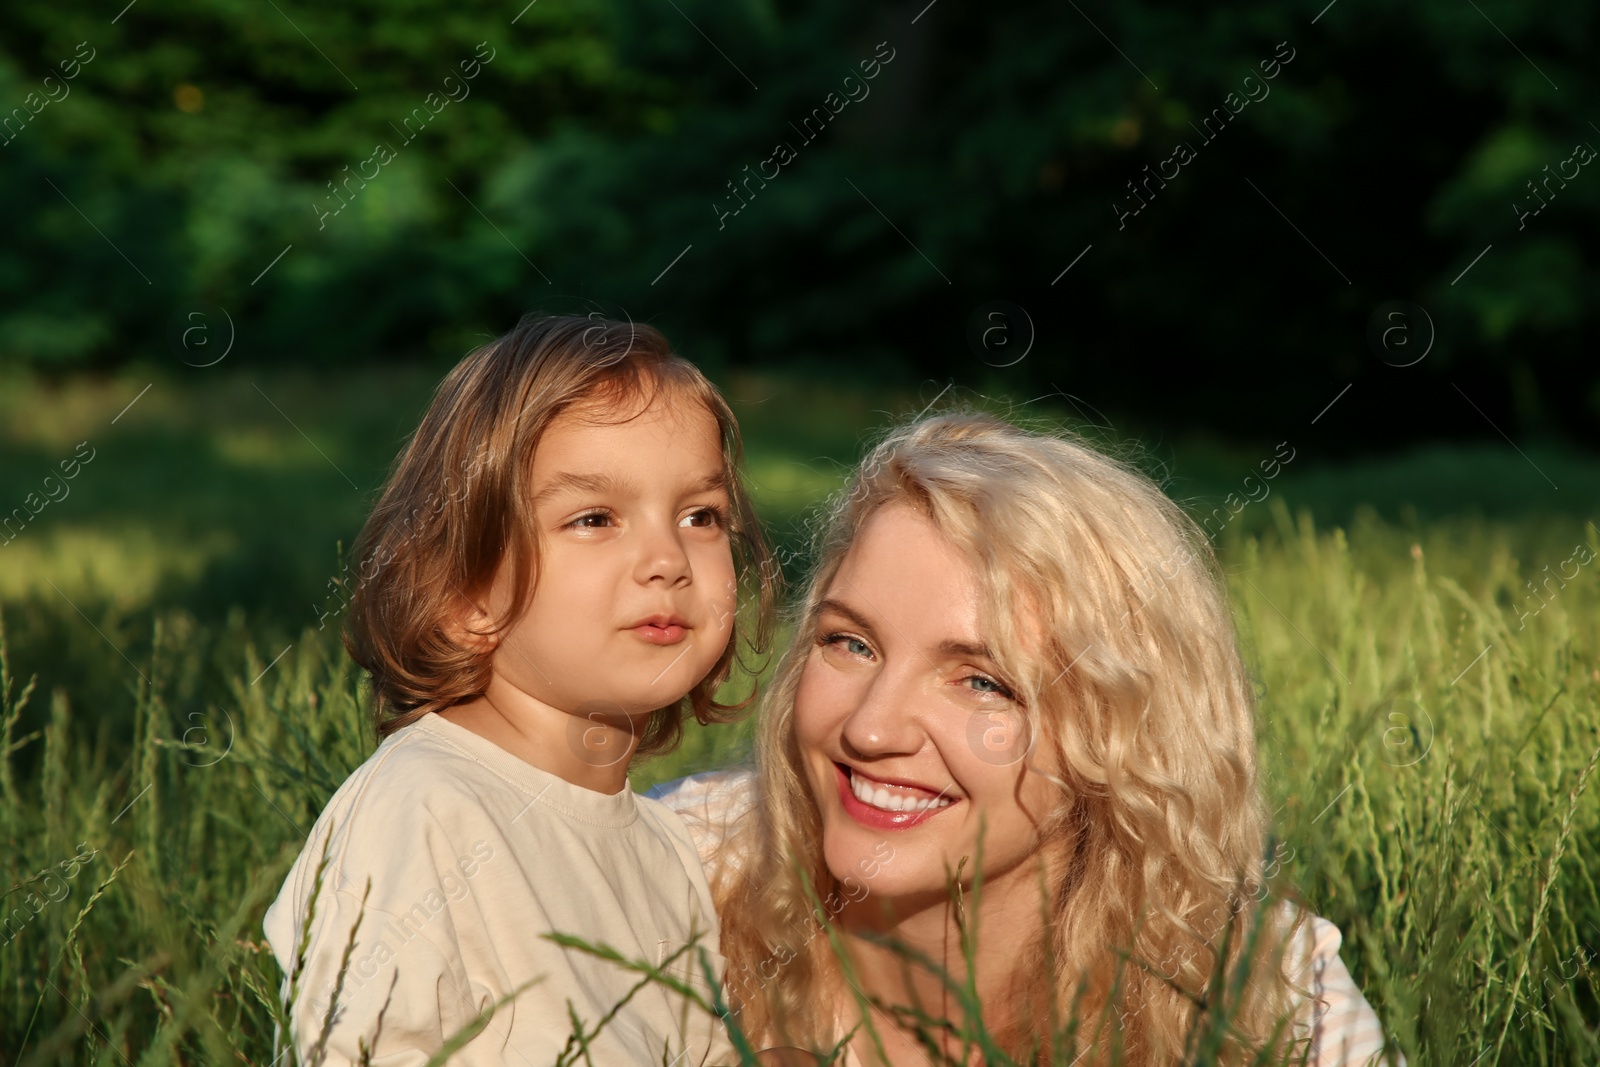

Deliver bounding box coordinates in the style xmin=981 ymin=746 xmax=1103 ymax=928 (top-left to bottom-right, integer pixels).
xmin=652 ymin=413 xmax=1400 ymax=1066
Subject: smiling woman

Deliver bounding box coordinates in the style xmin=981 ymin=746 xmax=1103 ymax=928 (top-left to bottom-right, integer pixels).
xmin=651 ymin=412 xmax=1403 ymax=1067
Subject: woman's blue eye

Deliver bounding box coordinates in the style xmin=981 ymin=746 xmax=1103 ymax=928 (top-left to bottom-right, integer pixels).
xmin=965 ymin=674 xmax=1012 ymax=697
xmin=823 ymin=633 xmax=872 ymax=657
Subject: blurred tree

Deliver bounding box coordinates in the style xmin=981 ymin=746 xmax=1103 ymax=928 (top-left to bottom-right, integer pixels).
xmin=0 ymin=0 xmax=1595 ymax=448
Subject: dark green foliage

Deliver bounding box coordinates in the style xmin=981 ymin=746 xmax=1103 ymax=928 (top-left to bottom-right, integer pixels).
xmin=0 ymin=0 xmax=1595 ymax=447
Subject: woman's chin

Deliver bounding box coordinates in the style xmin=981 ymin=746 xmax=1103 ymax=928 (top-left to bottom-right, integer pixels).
xmin=821 ymin=834 xmax=952 ymax=912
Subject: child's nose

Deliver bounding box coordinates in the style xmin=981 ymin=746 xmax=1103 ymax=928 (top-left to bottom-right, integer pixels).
xmin=635 ymin=520 xmax=692 ymax=585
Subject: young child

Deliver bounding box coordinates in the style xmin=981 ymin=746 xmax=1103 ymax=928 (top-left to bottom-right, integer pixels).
xmin=263 ymin=314 xmax=774 ymax=1066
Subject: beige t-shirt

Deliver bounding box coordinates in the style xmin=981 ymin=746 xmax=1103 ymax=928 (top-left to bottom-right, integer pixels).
xmin=262 ymin=712 xmax=737 ymax=1067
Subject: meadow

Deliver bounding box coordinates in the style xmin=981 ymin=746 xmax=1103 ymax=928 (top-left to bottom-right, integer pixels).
xmin=0 ymin=366 xmax=1597 ymax=1065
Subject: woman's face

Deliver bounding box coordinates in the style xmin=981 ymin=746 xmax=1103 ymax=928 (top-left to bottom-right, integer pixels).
xmin=793 ymin=502 xmax=1065 ymax=907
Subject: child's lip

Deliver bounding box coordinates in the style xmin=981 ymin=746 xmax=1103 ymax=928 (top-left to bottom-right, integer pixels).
xmin=627 ymin=614 xmax=691 ymax=645
xmin=628 ymin=613 xmax=691 ymax=629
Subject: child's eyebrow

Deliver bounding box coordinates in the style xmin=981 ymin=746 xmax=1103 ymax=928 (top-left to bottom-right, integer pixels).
xmin=684 ymin=470 xmax=730 ymax=496
xmin=532 ymin=471 xmax=628 ymax=505
xmin=532 ymin=469 xmax=728 ymax=505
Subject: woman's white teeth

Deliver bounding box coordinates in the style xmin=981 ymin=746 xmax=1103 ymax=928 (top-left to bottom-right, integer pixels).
xmin=848 ymin=769 xmax=952 ymax=812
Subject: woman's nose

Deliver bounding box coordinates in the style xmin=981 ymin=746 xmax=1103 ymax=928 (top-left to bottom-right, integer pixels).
xmin=839 ymin=668 xmax=924 ymax=758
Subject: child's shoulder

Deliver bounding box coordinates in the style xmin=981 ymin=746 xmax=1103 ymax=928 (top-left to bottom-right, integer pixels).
xmin=263 ymin=718 xmax=493 ymax=962
xmin=333 ymin=714 xmax=499 ymax=807
xmin=299 ymin=717 xmax=514 ymax=875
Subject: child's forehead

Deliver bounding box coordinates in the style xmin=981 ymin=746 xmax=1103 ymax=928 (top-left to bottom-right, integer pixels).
xmin=554 ymin=377 xmax=721 ymax=431
xmin=530 ymin=386 xmax=728 ymax=479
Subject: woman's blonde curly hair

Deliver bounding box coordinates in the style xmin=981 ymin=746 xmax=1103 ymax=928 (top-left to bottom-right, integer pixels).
xmin=712 ymin=410 xmax=1315 ymax=1066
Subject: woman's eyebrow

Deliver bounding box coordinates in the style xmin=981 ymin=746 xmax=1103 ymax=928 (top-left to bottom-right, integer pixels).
xmin=816 ymin=598 xmax=876 ymax=635
xmin=936 ymin=639 xmax=996 ymax=661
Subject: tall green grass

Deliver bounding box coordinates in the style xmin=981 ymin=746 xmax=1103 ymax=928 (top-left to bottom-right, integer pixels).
xmin=2 ymin=503 xmax=1597 ymax=1065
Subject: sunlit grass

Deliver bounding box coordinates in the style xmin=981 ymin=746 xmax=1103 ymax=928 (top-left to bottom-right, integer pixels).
xmin=0 ymin=526 xmax=236 ymax=604
xmin=2 ymin=364 xmax=1594 ymax=626
xmin=2 ymin=366 xmax=1598 ymax=1063
xmin=1 ymin=503 xmax=1595 ymax=1064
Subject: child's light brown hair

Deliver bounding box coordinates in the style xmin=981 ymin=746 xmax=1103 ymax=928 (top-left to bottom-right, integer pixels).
xmin=344 ymin=313 xmax=776 ymax=757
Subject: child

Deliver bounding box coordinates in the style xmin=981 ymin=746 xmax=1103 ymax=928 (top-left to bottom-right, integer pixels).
xmin=263 ymin=314 xmax=774 ymax=1066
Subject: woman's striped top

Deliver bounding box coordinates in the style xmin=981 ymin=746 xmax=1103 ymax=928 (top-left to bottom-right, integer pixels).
xmin=648 ymin=768 xmax=1404 ymax=1067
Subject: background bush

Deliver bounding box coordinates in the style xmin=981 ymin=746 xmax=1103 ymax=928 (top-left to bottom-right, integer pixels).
xmin=1 ymin=0 xmax=1597 ymax=447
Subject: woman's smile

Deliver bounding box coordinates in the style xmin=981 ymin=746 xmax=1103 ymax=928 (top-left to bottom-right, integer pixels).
xmin=834 ymin=761 xmax=961 ymax=829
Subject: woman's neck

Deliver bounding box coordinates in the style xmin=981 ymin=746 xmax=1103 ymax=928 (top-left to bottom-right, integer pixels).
xmin=835 ymin=855 xmax=1056 ymax=1065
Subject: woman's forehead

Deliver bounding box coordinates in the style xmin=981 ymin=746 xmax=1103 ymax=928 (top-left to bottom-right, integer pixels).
xmin=823 ymin=504 xmax=984 ymax=638
xmin=823 ymin=500 xmax=1052 ymax=667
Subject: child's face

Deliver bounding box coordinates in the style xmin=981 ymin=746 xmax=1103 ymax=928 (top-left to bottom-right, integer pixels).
xmin=482 ymin=388 xmax=738 ymax=719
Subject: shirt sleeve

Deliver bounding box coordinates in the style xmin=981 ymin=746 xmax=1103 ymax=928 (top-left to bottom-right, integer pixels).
xmin=1299 ymin=914 xmax=1406 ymax=1067
xmin=277 ymin=884 xmax=504 ymax=1067
xmin=267 ymin=797 xmax=535 ymax=1067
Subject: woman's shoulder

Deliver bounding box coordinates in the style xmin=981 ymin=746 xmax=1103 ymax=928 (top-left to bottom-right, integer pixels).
xmin=645 ymin=765 xmax=757 ymax=801
xmin=643 ymin=766 xmax=759 ymax=870
xmin=1275 ymin=901 xmax=1405 ymax=1067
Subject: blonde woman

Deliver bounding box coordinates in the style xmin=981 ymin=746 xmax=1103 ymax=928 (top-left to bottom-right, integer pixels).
xmin=652 ymin=413 xmax=1403 ymax=1067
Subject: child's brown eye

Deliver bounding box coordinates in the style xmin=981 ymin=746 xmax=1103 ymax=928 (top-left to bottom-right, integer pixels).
xmin=680 ymin=506 xmax=725 ymax=529
xmin=569 ymin=511 xmax=612 ymax=529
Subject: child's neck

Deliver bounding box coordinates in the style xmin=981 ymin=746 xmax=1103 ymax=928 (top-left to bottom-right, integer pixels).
xmin=437 ymin=680 xmax=640 ymax=795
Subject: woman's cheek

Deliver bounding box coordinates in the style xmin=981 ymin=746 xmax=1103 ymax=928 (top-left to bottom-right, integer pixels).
xmin=931 ymin=720 xmax=993 ymax=798
xmin=792 ymin=656 xmax=861 ymax=784
xmin=792 ymin=652 xmax=837 ymax=738
xmin=942 ymin=741 xmax=1054 ymax=854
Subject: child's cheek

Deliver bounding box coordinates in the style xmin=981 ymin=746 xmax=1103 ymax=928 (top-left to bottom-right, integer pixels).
xmin=709 ymin=574 xmax=738 ymax=632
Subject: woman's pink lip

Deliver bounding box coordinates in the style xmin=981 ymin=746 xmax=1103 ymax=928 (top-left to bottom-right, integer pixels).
xmin=630 ymin=623 xmax=688 ymax=645
xmin=833 ymin=763 xmax=956 ymax=831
